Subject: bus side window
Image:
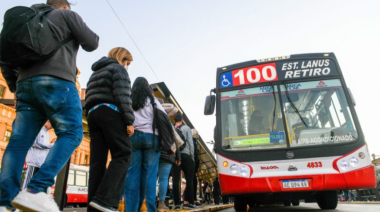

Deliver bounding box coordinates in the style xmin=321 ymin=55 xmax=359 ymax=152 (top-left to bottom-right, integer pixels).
xmin=76 ymin=171 xmax=87 ymax=186
xmin=67 ymin=170 xmax=74 ymax=186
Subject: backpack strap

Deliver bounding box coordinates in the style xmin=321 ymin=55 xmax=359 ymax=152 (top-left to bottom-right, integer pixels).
xmin=150 ymin=98 xmax=159 ymax=151
xmin=54 ymin=35 xmax=74 ymax=51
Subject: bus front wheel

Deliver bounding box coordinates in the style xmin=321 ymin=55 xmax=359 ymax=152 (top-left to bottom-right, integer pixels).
xmin=234 ymin=196 xmax=247 ymax=211
xmin=317 ymin=191 xmax=338 ymax=210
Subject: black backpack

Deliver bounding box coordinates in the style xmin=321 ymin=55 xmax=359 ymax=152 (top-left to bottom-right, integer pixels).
xmin=174 ymin=124 xmax=187 ymax=151
xmin=151 ymin=101 xmax=175 ymax=153
xmin=0 ymin=4 xmax=73 ymax=68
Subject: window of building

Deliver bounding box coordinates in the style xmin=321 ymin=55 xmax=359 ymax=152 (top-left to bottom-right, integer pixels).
xmin=2 ymin=109 xmax=6 ymax=116
xmin=84 ymin=155 xmax=89 ymax=165
xmin=7 ymin=111 xmax=11 ymax=118
xmin=4 ymin=130 xmax=11 ymax=142
xmin=0 ymin=85 xmax=5 ymax=99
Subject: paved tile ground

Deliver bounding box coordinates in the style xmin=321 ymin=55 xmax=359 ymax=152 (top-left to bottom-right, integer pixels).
xmin=63 ymin=203 xmax=233 ymax=212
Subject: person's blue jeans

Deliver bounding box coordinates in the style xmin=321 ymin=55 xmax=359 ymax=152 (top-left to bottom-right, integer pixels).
xmin=0 ymin=76 xmax=83 ymax=209
xmin=158 ymin=161 xmax=172 ymax=201
xmin=124 ymin=131 xmax=160 ymax=212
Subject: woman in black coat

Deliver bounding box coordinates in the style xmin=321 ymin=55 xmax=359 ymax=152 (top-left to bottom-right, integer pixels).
xmin=85 ymin=47 xmax=135 ymax=212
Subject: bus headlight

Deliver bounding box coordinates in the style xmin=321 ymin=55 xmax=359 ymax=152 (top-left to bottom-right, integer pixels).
xmin=340 ymin=160 xmax=349 ymax=170
xmin=230 ymin=164 xmax=238 ymax=174
xmin=349 ymin=157 xmax=359 ymax=167
xmin=240 ymin=166 xmax=248 ymax=176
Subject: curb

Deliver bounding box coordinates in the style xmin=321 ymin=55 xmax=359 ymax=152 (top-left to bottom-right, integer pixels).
xmin=198 ymin=204 xmax=234 ymax=212
xmin=338 ymin=201 xmax=380 ymax=204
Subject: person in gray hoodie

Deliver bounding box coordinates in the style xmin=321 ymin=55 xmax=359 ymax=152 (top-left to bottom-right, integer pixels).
xmin=0 ymin=1 xmax=98 ymax=211
xmin=172 ymin=113 xmax=197 ymax=210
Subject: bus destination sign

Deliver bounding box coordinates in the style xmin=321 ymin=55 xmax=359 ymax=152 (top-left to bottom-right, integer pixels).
xmin=220 ymin=59 xmax=338 ymax=88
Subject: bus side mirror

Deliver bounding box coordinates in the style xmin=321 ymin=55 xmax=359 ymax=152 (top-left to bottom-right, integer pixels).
xmin=204 ymin=95 xmax=216 ymax=115
xmin=348 ymin=88 xmax=356 ymax=106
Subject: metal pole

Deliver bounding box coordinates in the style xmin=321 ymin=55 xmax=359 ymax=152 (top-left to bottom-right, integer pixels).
xmin=54 ymin=160 xmax=70 ymax=211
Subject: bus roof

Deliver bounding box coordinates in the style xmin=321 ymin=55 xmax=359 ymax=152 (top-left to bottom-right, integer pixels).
xmin=217 ymin=52 xmax=337 ymax=74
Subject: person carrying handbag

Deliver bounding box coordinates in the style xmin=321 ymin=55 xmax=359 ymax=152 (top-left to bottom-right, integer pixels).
xmin=123 ymin=77 xmax=166 ymax=212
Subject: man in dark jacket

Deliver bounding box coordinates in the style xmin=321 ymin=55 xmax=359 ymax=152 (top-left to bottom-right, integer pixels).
xmin=0 ymin=1 xmax=98 ymax=211
xmin=213 ymin=177 xmax=221 ymax=205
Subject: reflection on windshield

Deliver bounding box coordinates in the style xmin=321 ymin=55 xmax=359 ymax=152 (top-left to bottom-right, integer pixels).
xmin=220 ymin=86 xmax=287 ymax=150
xmin=220 ymin=79 xmax=357 ymax=151
xmin=282 ymin=79 xmax=357 ymax=147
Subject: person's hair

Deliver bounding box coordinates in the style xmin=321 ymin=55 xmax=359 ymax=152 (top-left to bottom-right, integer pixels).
xmin=47 ymin=0 xmax=71 ymax=9
xmin=131 ymin=77 xmax=154 ymax=111
xmin=108 ymin=47 xmax=133 ymax=65
xmin=174 ymin=112 xmax=183 ymax=123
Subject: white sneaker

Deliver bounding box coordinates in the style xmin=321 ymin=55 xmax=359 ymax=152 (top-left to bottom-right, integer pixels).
xmin=0 ymin=206 xmax=13 ymax=212
xmin=11 ymin=190 xmax=60 ymax=212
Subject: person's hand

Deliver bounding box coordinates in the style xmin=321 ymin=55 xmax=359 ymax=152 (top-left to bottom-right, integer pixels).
xmin=127 ymin=125 xmax=134 ymax=136
xmin=175 ymin=160 xmax=181 ymax=166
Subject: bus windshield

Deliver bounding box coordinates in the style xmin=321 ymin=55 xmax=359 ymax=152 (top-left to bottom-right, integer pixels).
xmin=220 ymin=79 xmax=357 ymax=151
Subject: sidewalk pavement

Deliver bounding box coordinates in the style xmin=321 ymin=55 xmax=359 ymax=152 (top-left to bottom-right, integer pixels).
xmin=339 ymin=201 xmax=380 ymax=204
xmin=63 ymin=203 xmax=234 ymax=212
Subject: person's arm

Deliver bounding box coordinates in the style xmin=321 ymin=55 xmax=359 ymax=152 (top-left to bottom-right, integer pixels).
xmin=0 ymin=63 xmax=18 ymax=93
xmin=111 ymin=66 xmax=135 ymax=126
xmin=64 ymin=10 xmax=99 ymax=52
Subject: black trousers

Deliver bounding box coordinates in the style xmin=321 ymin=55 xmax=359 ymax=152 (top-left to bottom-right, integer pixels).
xmin=87 ymin=106 xmax=132 ymax=211
xmin=193 ymin=161 xmax=199 ymax=200
xmin=213 ymin=192 xmax=220 ymax=204
xmin=172 ymin=153 xmax=195 ymax=205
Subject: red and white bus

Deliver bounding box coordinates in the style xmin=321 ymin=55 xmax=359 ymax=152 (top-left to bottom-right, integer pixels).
xmin=66 ymin=164 xmax=89 ymax=206
xmin=204 ymin=53 xmax=376 ymax=210
xmin=51 ymin=164 xmax=89 ymax=207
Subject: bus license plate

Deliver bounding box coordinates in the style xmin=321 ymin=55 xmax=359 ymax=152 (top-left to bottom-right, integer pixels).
xmin=282 ymin=180 xmax=309 ymax=189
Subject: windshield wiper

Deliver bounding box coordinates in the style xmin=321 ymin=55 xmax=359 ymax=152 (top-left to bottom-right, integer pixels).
xmin=283 ymin=81 xmax=308 ymax=128
xmin=270 ymin=83 xmax=277 ymax=131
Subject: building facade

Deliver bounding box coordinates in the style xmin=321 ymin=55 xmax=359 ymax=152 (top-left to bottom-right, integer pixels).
xmin=0 ymin=69 xmax=91 ymax=167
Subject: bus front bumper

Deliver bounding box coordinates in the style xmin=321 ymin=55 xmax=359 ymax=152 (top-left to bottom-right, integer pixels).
xmin=219 ymin=165 xmax=376 ymax=195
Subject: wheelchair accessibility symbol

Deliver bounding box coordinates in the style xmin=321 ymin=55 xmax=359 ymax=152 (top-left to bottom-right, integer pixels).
xmin=221 ymin=75 xmax=231 ymax=87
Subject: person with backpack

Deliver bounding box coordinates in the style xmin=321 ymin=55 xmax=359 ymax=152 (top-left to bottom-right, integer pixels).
xmin=85 ymin=47 xmax=134 ymax=212
xmin=172 ymin=113 xmax=197 ymax=210
xmin=0 ymin=1 xmax=98 ymax=212
xmin=123 ymin=77 xmax=166 ymax=212
xmin=156 ymin=102 xmax=184 ymax=212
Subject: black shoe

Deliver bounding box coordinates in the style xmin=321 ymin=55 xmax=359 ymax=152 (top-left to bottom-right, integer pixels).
xmin=174 ymin=205 xmax=181 ymax=211
xmin=195 ymin=202 xmax=203 ymax=206
xmin=183 ymin=203 xmax=198 ymax=210
xmin=89 ymin=201 xmax=119 ymax=212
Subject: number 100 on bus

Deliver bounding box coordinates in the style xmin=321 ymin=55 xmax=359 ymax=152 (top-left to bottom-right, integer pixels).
xmin=233 ymin=63 xmax=278 ymax=86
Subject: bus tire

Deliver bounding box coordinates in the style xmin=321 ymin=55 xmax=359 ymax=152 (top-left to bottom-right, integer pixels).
xmin=234 ymin=196 xmax=247 ymax=211
xmin=291 ymin=199 xmax=300 ymax=206
xmin=317 ymin=191 xmax=338 ymax=210
xmin=283 ymin=200 xmax=291 ymax=206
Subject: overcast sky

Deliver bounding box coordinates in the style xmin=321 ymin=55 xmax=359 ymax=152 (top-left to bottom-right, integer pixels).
xmin=1 ymin=0 xmax=379 ymax=157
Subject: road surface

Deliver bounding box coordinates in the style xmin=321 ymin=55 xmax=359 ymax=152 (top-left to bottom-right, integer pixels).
xmin=219 ymin=203 xmax=380 ymax=212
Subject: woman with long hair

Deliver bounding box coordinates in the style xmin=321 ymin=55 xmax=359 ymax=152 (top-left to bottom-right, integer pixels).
xmin=123 ymin=77 xmax=166 ymax=212
xmin=85 ymin=47 xmax=135 ymax=212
